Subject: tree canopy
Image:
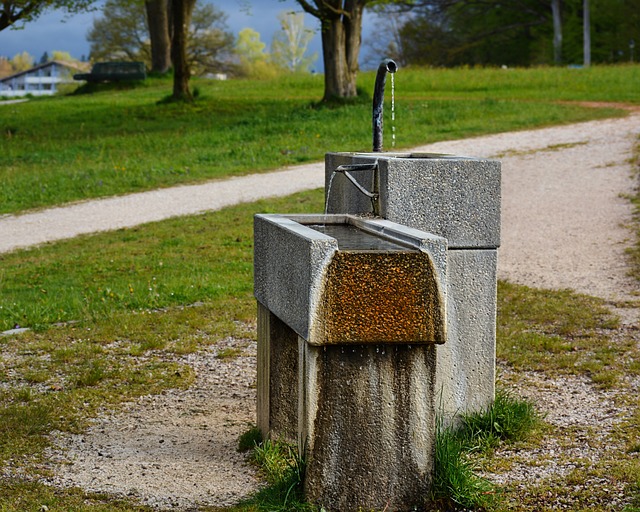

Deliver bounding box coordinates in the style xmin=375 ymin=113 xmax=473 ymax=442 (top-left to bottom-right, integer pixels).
xmin=0 ymin=0 xmax=95 ymax=31
xmin=376 ymin=0 xmax=639 ymax=67
xmin=88 ymin=0 xmax=234 ymax=76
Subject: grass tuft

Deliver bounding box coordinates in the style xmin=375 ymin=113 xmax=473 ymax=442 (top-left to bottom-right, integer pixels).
xmin=242 ymin=439 xmax=312 ymax=511
xmin=432 ymin=420 xmax=497 ymax=510
xmin=238 ymin=426 xmax=263 ymax=452
xmin=456 ymin=390 xmax=541 ymax=453
xmin=432 ymin=390 xmax=539 ymax=509
xmin=216 ymin=347 xmax=243 ymax=360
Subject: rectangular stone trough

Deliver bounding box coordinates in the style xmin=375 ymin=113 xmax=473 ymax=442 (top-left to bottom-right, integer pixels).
xmin=254 ymin=213 xmax=448 ymax=346
xmin=254 ymin=213 xmax=449 ymax=510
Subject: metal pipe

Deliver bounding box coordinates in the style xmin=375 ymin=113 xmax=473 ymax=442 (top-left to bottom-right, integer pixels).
xmin=335 ymin=163 xmax=379 ymax=200
xmin=372 ymin=59 xmax=398 ymax=153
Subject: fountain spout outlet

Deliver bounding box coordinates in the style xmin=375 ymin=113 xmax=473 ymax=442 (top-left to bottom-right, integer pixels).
xmin=372 ymin=59 xmax=398 ymax=152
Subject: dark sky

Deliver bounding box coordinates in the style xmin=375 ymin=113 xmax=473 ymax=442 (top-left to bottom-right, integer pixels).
xmin=0 ymin=1 xmax=381 ymax=70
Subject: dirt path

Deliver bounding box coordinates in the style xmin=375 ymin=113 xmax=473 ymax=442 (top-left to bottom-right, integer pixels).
xmin=20 ymin=112 xmax=640 ymax=509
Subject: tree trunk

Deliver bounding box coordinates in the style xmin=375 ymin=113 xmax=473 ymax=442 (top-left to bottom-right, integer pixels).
xmin=583 ymin=0 xmax=591 ymax=66
xmin=320 ymin=1 xmax=363 ymax=101
xmin=170 ymin=0 xmax=196 ymax=101
xmin=145 ymin=0 xmax=171 ymax=73
xmin=551 ymin=0 xmax=563 ymax=65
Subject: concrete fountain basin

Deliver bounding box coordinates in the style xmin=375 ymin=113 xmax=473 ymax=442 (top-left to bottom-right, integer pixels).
xmin=254 ymin=213 xmax=447 ymax=346
xmin=326 ymin=152 xmax=501 ymax=248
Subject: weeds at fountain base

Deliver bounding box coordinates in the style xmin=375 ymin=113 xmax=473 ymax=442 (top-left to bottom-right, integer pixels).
xmin=430 ymin=390 xmax=539 ymax=510
xmin=235 ymin=435 xmax=311 ymax=512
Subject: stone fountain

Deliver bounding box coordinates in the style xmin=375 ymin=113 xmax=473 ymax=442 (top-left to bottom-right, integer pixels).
xmin=253 ymin=60 xmax=501 ymax=511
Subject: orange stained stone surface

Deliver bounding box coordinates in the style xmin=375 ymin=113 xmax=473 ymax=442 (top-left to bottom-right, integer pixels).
xmin=317 ymin=251 xmax=445 ymax=345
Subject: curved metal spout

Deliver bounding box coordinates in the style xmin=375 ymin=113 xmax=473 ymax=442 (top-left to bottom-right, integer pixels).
xmin=335 ymin=163 xmax=379 ymax=200
xmin=372 ymin=59 xmax=398 ymax=152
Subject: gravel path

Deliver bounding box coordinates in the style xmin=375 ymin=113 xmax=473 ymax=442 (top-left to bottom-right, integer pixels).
xmin=10 ymin=110 xmax=638 ymax=509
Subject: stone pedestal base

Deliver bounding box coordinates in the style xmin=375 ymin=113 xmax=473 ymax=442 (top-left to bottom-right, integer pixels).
xmin=257 ymin=303 xmax=437 ymax=511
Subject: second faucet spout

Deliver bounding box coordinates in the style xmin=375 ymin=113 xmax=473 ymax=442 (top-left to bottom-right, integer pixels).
xmin=372 ymin=59 xmax=398 ymax=153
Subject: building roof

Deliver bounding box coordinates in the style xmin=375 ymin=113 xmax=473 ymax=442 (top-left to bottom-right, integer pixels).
xmin=0 ymin=60 xmax=90 ymax=83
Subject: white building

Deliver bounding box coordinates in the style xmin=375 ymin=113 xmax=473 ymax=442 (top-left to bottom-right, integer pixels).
xmin=0 ymin=60 xmax=88 ymax=97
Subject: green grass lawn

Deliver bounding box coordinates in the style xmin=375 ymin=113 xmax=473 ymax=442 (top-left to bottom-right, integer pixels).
xmin=1 ymin=65 xmax=636 ymax=215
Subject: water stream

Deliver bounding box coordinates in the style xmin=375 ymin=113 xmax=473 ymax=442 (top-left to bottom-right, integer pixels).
xmin=391 ymin=72 xmax=396 ymax=149
xmin=324 ymin=171 xmax=337 ymax=215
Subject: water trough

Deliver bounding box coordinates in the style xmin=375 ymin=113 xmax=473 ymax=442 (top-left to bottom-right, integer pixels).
xmin=255 ymin=213 xmax=448 ymax=510
xmin=255 ymin=214 xmax=447 ymax=346
xmin=253 ymin=59 xmax=501 ymax=510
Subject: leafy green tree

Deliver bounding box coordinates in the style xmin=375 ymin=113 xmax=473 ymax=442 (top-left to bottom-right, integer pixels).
xmin=270 ymin=11 xmax=317 ymax=72
xmin=10 ymin=51 xmax=34 ymax=71
xmin=88 ymin=0 xmax=150 ymax=63
xmin=88 ymin=0 xmax=234 ymax=75
xmin=187 ymin=3 xmax=235 ymax=75
xmin=235 ymin=27 xmax=277 ymax=78
xmin=590 ymin=0 xmax=640 ymax=63
xmin=391 ymin=0 xmax=639 ymax=66
xmin=51 ymin=50 xmax=77 ymax=62
xmin=394 ymin=0 xmax=562 ymax=66
xmin=0 ymin=0 xmax=95 ymax=31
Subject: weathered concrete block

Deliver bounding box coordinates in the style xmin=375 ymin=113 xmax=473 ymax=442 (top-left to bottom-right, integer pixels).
xmin=301 ymin=343 xmax=437 ymax=511
xmin=436 ymin=249 xmax=498 ymax=421
xmin=325 ymin=153 xmax=501 ymax=422
xmin=257 ymin=303 xmax=298 ymax=441
xmin=325 ymin=152 xmax=501 ymax=249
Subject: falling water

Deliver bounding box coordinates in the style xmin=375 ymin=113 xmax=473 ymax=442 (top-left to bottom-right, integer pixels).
xmin=325 ymin=171 xmax=337 ymax=215
xmin=391 ymin=73 xmax=396 ymax=149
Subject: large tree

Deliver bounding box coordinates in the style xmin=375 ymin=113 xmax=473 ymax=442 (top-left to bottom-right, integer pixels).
xmin=170 ymin=0 xmax=197 ymax=101
xmin=0 ymin=0 xmax=95 ymax=31
xmin=295 ymin=0 xmax=373 ymax=101
xmin=89 ymin=0 xmax=233 ymax=75
xmin=144 ymin=0 xmax=171 ymax=73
